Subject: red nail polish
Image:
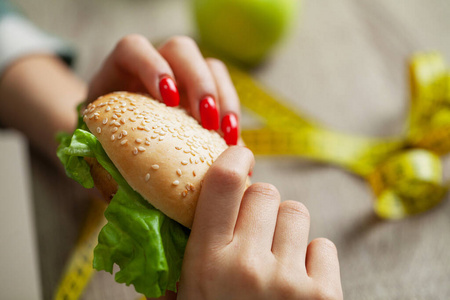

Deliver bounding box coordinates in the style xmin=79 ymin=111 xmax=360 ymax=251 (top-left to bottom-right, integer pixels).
xmin=199 ymin=96 xmax=219 ymax=130
xmin=221 ymin=113 xmax=238 ymax=145
xmin=159 ymin=77 xmax=179 ymax=107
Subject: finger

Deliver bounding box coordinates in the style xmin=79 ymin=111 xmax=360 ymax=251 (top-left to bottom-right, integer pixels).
xmin=89 ymin=34 xmax=180 ymax=106
xmin=272 ymin=201 xmax=310 ymax=270
xmin=306 ymin=238 xmax=342 ymax=290
xmin=158 ymin=36 xmax=220 ymax=130
xmin=234 ymin=183 xmax=280 ymax=252
xmin=190 ymin=146 xmax=254 ymax=245
xmin=206 ymin=58 xmax=240 ymax=145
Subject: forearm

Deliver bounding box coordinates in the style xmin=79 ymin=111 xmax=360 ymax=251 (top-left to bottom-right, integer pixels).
xmin=0 ymin=54 xmax=87 ymax=164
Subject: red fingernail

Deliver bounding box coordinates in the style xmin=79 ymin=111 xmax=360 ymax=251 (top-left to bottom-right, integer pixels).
xmin=221 ymin=113 xmax=238 ymax=145
xmin=199 ymin=96 xmax=219 ymax=130
xmin=159 ymin=77 xmax=179 ymax=107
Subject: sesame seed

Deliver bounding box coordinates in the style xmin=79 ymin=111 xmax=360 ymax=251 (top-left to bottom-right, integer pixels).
xmin=120 ymin=139 xmax=128 ymax=145
xmin=145 ymin=173 xmax=151 ymax=182
xmin=200 ymin=156 xmax=205 ymax=162
xmin=173 ymin=180 xmax=180 ymax=186
xmin=175 ymin=146 xmax=182 ymax=150
xmin=97 ymin=127 xmax=102 ymax=133
xmin=105 ymin=106 xmax=111 ymax=112
xmin=145 ymin=141 xmax=150 ymax=146
xmin=138 ymin=146 xmax=146 ymax=152
xmin=112 ymin=127 xmax=118 ymax=133
xmin=120 ymin=118 xmax=126 ymax=124
xmin=176 ymin=169 xmax=182 ymax=176
xmin=152 ymin=164 xmax=160 ymax=170
xmin=111 ymin=135 xmax=115 ymax=141
xmin=127 ymin=107 xmax=134 ymax=111
xmin=109 ymin=120 xmax=115 ymax=126
xmin=112 ymin=114 xmax=118 ymax=120
xmin=129 ymin=117 xmax=136 ymax=122
xmin=181 ymin=160 xmax=188 ymax=165
xmin=183 ymin=149 xmax=190 ymax=153
xmin=137 ymin=125 xmax=144 ymax=130
xmin=121 ymin=108 xmax=126 ymax=113
xmin=182 ymin=191 xmax=187 ymax=197
xmin=114 ymin=121 xmax=121 ymax=127
xmin=207 ymin=161 xmax=212 ymax=166
xmin=193 ymin=170 xmax=196 ymax=177
xmin=190 ymin=184 xmax=195 ymax=191
xmin=135 ymin=138 xmax=142 ymax=144
xmin=159 ymin=136 xmax=165 ymax=141
xmin=118 ymin=133 xmax=123 ymax=139
xmin=133 ymin=148 xmax=138 ymax=155
xmin=122 ymin=130 xmax=128 ymax=136
xmin=151 ymin=134 xmax=158 ymax=139
xmin=102 ymin=118 xmax=108 ymax=125
xmin=94 ymin=115 xmax=100 ymax=120
xmin=98 ymin=102 xmax=106 ymax=107
xmin=185 ymin=184 xmax=191 ymax=191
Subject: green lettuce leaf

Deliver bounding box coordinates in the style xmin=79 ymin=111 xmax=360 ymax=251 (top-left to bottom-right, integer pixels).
xmin=56 ymin=131 xmax=94 ymax=188
xmin=57 ymin=122 xmax=189 ymax=297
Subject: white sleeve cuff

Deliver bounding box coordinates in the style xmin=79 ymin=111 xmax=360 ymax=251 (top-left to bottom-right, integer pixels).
xmin=0 ymin=13 xmax=74 ymax=76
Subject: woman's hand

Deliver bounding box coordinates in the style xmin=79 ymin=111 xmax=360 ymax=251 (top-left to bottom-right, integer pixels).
xmin=88 ymin=34 xmax=240 ymax=145
xmin=177 ymin=146 xmax=343 ymax=300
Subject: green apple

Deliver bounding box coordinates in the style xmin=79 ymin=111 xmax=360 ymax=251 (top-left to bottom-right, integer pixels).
xmin=193 ymin=0 xmax=300 ymax=67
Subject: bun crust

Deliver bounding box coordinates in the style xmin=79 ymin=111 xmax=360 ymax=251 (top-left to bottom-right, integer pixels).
xmin=83 ymin=92 xmax=228 ymax=228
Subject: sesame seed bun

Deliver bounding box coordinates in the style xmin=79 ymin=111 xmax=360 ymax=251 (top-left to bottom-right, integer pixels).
xmin=83 ymin=92 xmax=228 ymax=228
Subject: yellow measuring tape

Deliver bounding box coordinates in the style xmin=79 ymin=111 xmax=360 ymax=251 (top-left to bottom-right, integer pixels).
xmin=230 ymin=52 xmax=450 ymax=218
xmin=54 ymin=52 xmax=450 ymax=299
xmin=54 ymin=199 xmax=107 ymax=299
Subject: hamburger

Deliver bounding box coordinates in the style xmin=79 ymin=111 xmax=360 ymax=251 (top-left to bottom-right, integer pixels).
xmin=57 ymin=92 xmax=229 ymax=297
